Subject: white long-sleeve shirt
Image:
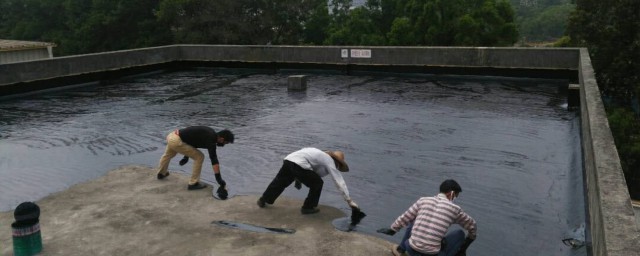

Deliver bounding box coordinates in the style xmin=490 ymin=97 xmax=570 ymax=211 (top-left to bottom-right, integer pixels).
xmin=284 ymin=148 xmax=351 ymax=203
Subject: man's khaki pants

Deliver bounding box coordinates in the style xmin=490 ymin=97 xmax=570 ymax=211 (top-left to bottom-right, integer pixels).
xmin=157 ymin=131 xmax=205 ymax=185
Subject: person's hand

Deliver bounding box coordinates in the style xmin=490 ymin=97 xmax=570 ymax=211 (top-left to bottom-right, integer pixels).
xmin=376 ymin=228 xmax=396 ymax=236
xmin=179 ymin=156 xmax=189 ymax=166
xmin=350 ymin=207 xmax=366 ymax=226
xmin=215 ymin=173 xmax=226 ymax=187
xmin=294 ymin=179 xmax=302 ymax=190
xmin=216 ymin=186 xmax=228 ymax=200
xmin=347 ymin=200 xmax=358 ymax=209
xmin=455 ymin=237 xmax=474 ymax=256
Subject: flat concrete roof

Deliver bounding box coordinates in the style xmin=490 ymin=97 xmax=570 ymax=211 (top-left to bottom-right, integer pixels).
xmin=0 ymin=69 xmax=584 ymax=255
xmin=0 ymin=166 xmax=395 ymax=255
xmin=0 ymin=45 xmax=638 ymax=255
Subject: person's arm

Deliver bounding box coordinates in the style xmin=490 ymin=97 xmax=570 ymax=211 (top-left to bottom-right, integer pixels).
xmin=327 ymin=167 xmax=357 ymax=208
xmin=390 ymin=200 xmax=420 ymax=232
xmin=212 ymin=163 xmax=226 ymax=187
xmin=378 ymin=200 xmax=420 ymax=236
xmin=456 ymin=210 xmax=477 ymax=240
xmin=213 ymin=163 xmax=220 ymax=174
xmin=206 ymin=144 xmax=226 ymax=187
xmin=454 ymin=210 xmax=477 ymax=256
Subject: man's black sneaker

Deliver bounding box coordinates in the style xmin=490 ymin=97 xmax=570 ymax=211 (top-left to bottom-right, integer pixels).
xmin=257 ymin=197 xmax=266 ymax=208
xmin=187 ymin=182 xmax=207 ymax=190
xmin=300 ymin=207 xmax=320 ymax=214
xmin=157 ymin=172 xmax=170 ymax=180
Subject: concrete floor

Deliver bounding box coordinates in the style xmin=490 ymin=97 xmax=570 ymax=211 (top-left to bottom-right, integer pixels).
xmin=0 ymin=166 xmax=395 ymax=255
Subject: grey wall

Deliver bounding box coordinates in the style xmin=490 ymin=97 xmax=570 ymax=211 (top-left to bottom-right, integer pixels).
xmin=177 ymin=45 xmax=580 ymax=69
xmin=578 ymin=48 xmax=640 ymax=255
xmin=0 ymin=47 xmax=52 ymax=64
xmin=0 ymin=45 xmax=580 ymax=88
xmin=0 ymin=45 xmax=638 ymax=255
xmin=0 ymin=46 xmax=179 ymax=86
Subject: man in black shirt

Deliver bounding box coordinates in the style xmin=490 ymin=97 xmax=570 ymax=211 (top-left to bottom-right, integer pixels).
xmin=156 ymin=126 xmax=234 ymax=191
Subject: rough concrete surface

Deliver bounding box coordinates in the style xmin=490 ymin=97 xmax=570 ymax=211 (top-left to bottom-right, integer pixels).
xmin=0 ymin=165 xmax=395 ymax=255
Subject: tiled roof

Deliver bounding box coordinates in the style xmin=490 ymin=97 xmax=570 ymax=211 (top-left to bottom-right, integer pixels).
xmin=0 ymin=39 xmax=56 ymax=51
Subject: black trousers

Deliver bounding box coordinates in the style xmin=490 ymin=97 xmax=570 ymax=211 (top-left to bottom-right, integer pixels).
xmin=261 ymin=160 xmax=324 ymax=209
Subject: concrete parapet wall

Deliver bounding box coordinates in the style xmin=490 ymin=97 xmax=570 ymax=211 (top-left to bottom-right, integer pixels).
xmin=178 ymin=45 xmax=348 ymax=64
xmin=177 ymin=45 xmax=579 ymax=69
xmin=1 ymin=45 xmax=579 ymax=91
xmin=0 ymin=46 xmax=179 ymax=88
xmin=0 ymin=45 xmax=638 ymax=254
xmin=579 ymin=48 xmax=640 ymax=255
xmin=0 ymin=48 xmax=51 ymax=64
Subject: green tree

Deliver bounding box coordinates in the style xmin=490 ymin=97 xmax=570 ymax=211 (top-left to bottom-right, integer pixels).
xmin=67 ymin=0 xmax=171 ymax=54
xmin=254 ymin=0 xmax=328 ymax=45
xmin=157 ymin=0 xmax=327 ymax=45
xmin=302 ymin=1 xmax=331 ymax=45
xmin=157 ymin=0 xmax=253 ymax=44
xmin=0 ymin=0 xmax=68 ymax=44
xmin=568 ymin=0 xmax=640 ymax=107
xmin=387 ymin=17 xmax=416 ymax=45
xmin=325 ymin=0 xmax=519 ymax=46
xmin=324 ymin=6 xmax=385 ymax=45
xmin=0 ymin=0 xmax=171 ymax=56
xmin=568 ymin=0 xmax=640 ymax=198
xmin=517 ymin=2 xmax=574 ymax=42
xmin=365 ymin=0 xmax=405 ymax=35
xmin=324 ymin=0 xmax=355 ymax=44
xmin=608 ymin=108 xmax=640 ymax=198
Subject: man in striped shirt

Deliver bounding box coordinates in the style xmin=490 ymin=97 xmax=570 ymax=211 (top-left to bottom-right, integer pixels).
xmin=378 ymin=179 xmax=477 ymax=256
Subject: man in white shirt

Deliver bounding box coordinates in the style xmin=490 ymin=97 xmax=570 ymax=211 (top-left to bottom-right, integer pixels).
xmin=257 ymin=147 xmax=360 ymax=214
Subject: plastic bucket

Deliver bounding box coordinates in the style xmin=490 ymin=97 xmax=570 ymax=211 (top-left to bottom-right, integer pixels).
xmin=12 ymin=222 xmax=42 ymax=256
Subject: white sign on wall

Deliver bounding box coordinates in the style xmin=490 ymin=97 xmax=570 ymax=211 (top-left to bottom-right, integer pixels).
xmin=340 ymin=49 xmax=372 ymax=58
xmin=350 ymin=49 xmax=372 ymax=58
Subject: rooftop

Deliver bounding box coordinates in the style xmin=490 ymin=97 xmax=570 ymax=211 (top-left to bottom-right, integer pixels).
xmin=0 ymin=166 xmax=394 ymax=255
xmin=0 ymin=68 xmax=584 ymax=255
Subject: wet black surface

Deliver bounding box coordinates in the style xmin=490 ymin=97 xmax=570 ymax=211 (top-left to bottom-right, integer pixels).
xmin=212 ymin=220 xmax=296 ymax=234
xmin=0 ymin=68 xmax=586 ymax=255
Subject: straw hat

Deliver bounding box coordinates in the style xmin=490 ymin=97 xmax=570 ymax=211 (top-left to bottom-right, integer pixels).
xmin=325 ymin=150 xmax=349 ymax=172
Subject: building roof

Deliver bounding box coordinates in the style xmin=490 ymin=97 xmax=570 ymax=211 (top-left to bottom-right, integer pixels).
xmin=0 ymin=39 xmax=56 ymax=51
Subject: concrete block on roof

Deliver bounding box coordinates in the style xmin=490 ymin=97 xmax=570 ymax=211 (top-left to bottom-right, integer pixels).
xmin=288 ymin=75 xmax=307 ymax=91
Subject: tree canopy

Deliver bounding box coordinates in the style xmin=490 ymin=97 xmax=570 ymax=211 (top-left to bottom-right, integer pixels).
xmin=324 ymin=0 xmax=518 ymax=46
xmin=568 ymin=0 xmax=640 ymax=198
xmin=0 ymin=0 xmax=173 ymax=55
xmin=1 ymin=0 xmax=520 ymax=55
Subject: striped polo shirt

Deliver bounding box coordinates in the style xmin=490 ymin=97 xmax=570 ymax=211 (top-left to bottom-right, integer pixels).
xmin=391 ymin=193 xmax=477 ymax=254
